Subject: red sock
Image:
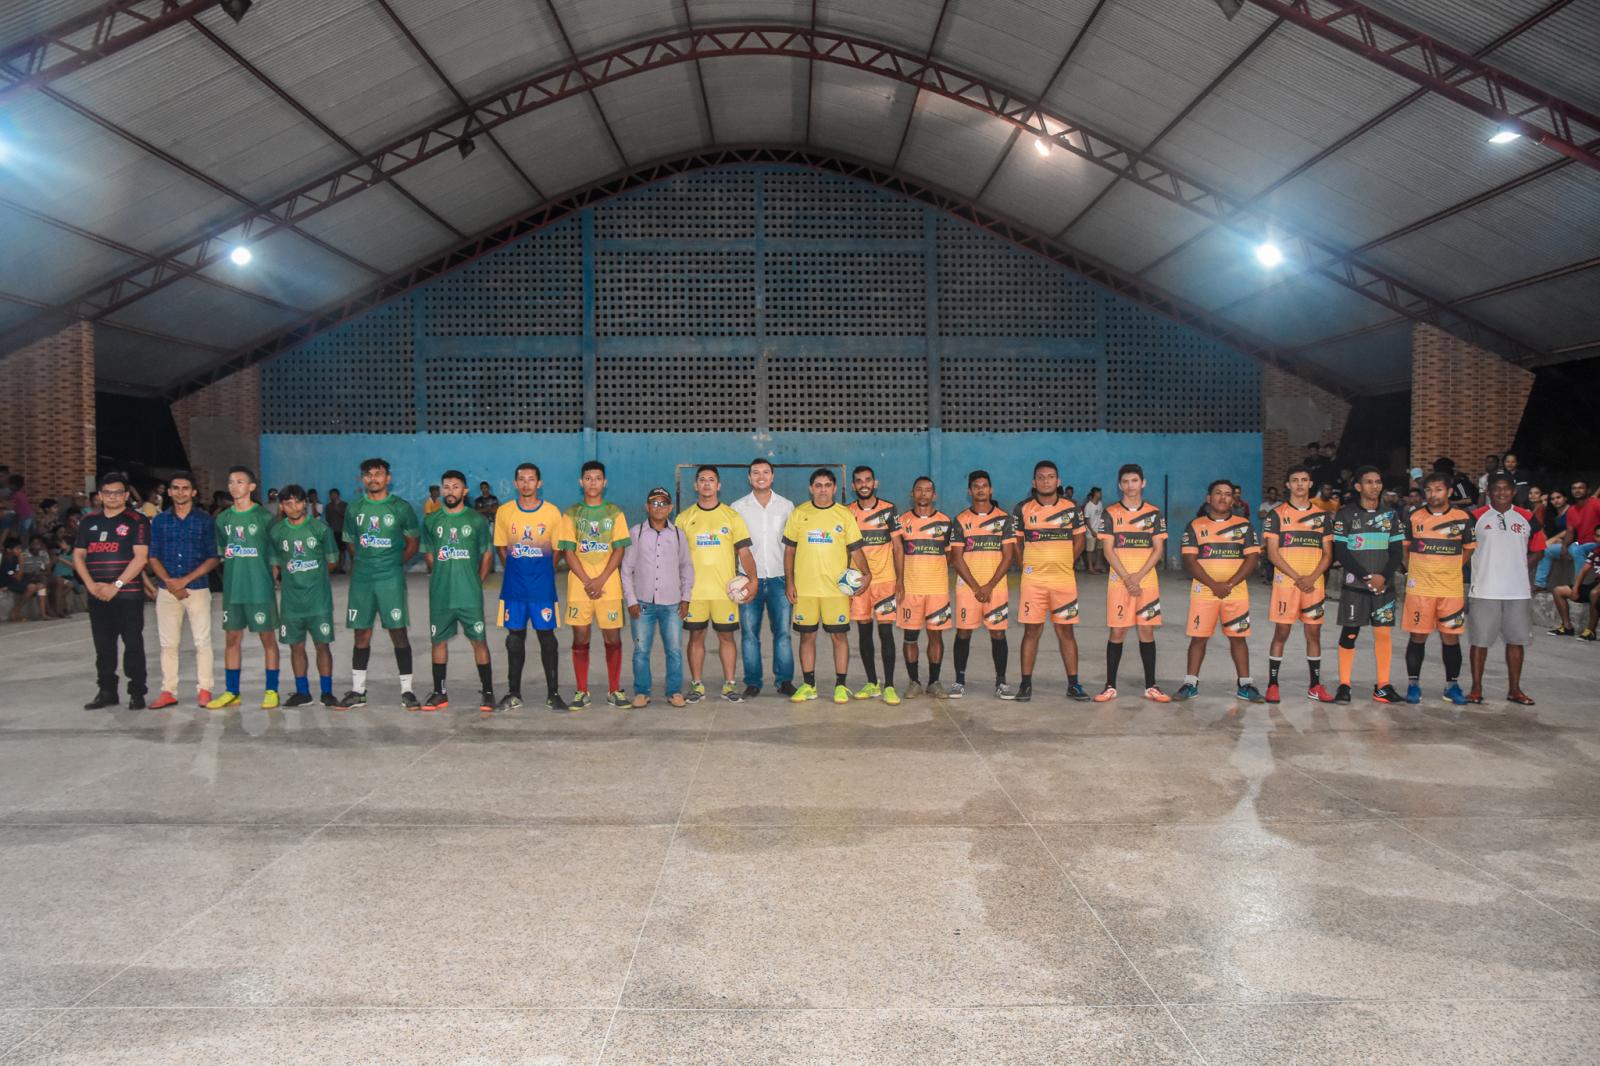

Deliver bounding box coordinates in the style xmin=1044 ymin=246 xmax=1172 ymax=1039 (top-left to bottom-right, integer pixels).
xmin=605 ymin=642 xmax=622 ymax=692
xmin=573 ymin=644 xmax=590 ymax=692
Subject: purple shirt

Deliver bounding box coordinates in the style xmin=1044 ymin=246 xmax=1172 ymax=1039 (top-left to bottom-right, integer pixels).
xmin=621 ymin=520 xmax=695 ymax=607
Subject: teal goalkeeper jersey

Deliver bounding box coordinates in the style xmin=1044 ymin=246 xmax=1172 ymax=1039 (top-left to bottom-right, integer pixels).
xmin=422 ymin=507 xmax=490 ymax=610
xmin=269 ymin=515 xmax=337 ymax=617
xmin=215 ymin=504 xmax=275 ymax=605
xmin=344 ymin=493 xmax=421 ymax=585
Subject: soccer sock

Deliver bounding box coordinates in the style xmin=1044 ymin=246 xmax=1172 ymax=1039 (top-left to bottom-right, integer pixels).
xmin=858 ymin=623 xmax=878 ymax=684
xmin=432 ymin=663 xmax=447 ymax=692
xmin=1238 ymin=676 xmax=1253 ymax=688
xmin=1105 ymin=641 xmax=1123 ymax=688
xmin=878 ymin=623 xmax=896 ymax=687
xmin=1307 ymin=656 xmax=1321 ymax=687
xmin=573 ymin=644 xmax=590 ymax=692
xmin=1405 ymin=640 xmax=1425 ymax=683
xmin=394 ymin=641 xmax=413 ymax=678
xmin=1337 ymin=627 xmax=1359 ymax=686
xmin=928 ymin=660 xmax=941 ymax=684
xmin=605 ymin=642 xmax=622 ymax=692
xmin=352 ymin=669 xmax=367 ymax=693
xmin=295 ymin=675 xmax=310 ymax=696
xmin=538 ymin=630 xmax=559 ymax=693
xmin=1068 ymin=673 xmax=1079 ymax=689
xmin=319 ymin=674 xmax=333 ymax=696
xmin=953 ymin=633 xmax=971 ymax=684
xmin=505 ymin=630 xmax=526 ymax=696
xmin=352 ymin=645 xmax=370 ymax=691
xmin=1441 ymin=643 xmax=1462 ymax=683
xmin=992 ymin=635 xmax=1008 ymax=685
xmin=1374 ymin=628 xmax=1393 ymax=687
xmin=225 ymin=668 xmax=241 ymax=695
xmin=803 ymin=670 xmax=816 ymax=687
xmin=835 ymin=673 xmax=846 ymax=689
xmin=477 ymin=662 xmax=494 ymax=692
xmin=1139 ymin=641 xmax=1157 ymax=689
xmin=907 ymin=656 xmax=920 ymax=683
xmin=1268 ymin=657 xmax=1282 ymax=686
xmin=265 ymin=669 xmax=279 ymax=694
xmin=1184 ymin=674 xmax=1199 ymax=687
xmin=1020 ymin=673 xmax=1032 ymax=689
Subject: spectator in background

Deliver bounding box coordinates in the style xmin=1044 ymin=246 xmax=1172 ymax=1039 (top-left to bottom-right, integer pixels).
xmin=52 ymin=527 xmax=80 ymax=595
xmin=140 ymin=482 xmax=165 ymax=518
xmin=324 ymin=489 xmax=348 ymax=574
xmin=423 ymin=484 xmax=443 ymax=516
xmin=1064 ymin=485 xmax=1076 ymax=503
xmin=1500 ymin=452 xmax=1532 ymax=506
xmin=1258 ymin=487 xmax=1281 ymax=520
xmin=1539 ymin=479 xmax=1600 ymax=591
xmin=61 ymin=507 xmax=82 ymax=540
xmin=210 ymin=490 xmax=230 ymax=514
xmin=1466 ymin=473 xmax=1543 ymax=706
xmin=1478 ymin=454 xmax=1501 ymax=499
xmin=473 ymin=481 xmax=499 ymax=518
xmin=266 ymin=487 xmax=281 ymax=518
xmin=1434 ymin=457 xmax=1477 ymax=508
xmin=1527 ymin=485 xmax=1545 ymax=520
xmin=1081 ymin=486 xmax=1105 ymax=574
xmin=305 ymin=488 xmax=322 ymax=519
xmin=37 ymin=498 xmax=60 ymax=537
xmin=7 ymin=475 xmax=35 ymax=540
xmin=1231 ymin=483 xmax=1250 ymax=519
xmin=1314 ymin=483 xmax=1340 ymax=513
xmin=28 ymin=532 xmax=70 ymax=618
xmin=3 ymin=537 xmax=48 ymax=621
xmin=1404 ymin=486 xmax=1424 ymax=514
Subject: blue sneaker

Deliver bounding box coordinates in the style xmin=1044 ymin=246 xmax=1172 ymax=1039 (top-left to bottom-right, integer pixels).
xmin=1443 ymin=683 xmax=1468 ymax=706
xmin=1236 ymin=683 xmax=1265 ymax=704
xmin=1066 ymin=682 xmax=1090 ymax=701
xmin=1173 ymin=682 xmax=1200 ymax=701
xmin=1405 ymin=682 xmax=1422 ymax=705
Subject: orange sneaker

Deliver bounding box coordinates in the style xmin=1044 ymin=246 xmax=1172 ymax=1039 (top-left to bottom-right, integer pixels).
xmin=197 ymin=689 xmax=212 ymax=705
xmin=1092 ymin=686 xmax=1118 ymax=703
xmin=1144 ymin=686 xmax=1172 ymax=703
xmin=149 ymin=692 xmax=178 ymax=709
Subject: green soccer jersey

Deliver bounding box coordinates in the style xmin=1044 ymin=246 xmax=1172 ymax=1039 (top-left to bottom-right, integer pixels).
xmin=344 ymin=493 xmax=421 ymax=584
xmin=269 ymin=515 xmax=337 ymax=617
xmin=215 ymin=504 xmax=275 ymax=605
xmin=422 ymin=507 xmax=490 ymax=610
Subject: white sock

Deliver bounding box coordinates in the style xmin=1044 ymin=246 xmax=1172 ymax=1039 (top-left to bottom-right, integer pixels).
xmin=352 ymin=669 xmax=367 ymax=692
xmin=399 ymin=673 xmax=414 ymax=695
xmin=1184 ymin=674 xmax=1199 ymax=687
xmin=1238 ymin=676 xmax=1252 ymax=687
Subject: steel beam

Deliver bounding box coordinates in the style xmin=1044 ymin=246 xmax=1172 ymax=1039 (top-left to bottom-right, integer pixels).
xmin=1245 ymin=0 xmax=1600 ymax=173
xmin=163 ymin=146 xmax=1353 ymax=401
xmin=9 ymin=23 xmax=1546 ymax=367
xmin=889 ymin=0 xmax=954 ymax=172
xmin=0 ymin=0 xmax=219 ymax=103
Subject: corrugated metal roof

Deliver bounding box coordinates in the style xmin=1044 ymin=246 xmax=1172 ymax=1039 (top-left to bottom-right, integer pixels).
xmin=193 ymin=229 xmax=374 ymax=311
xmin=103 ymin=275 xmax=304 ymax=350
xmin=591 ymin=62 xmax=712 ymax=163
xmin=1290 ymin=320 xmax=1414 ymax=392
xmin=1363 ymin=0 xmax=1556 ymax=54
xmin=702 ymin=55 xmax=808 ymax=146
xmin=1064 ymin=181 xmax=1215 ymax=275
xmin=551 ymin=0 xmax=689 ymax=56
xmin=936 ymin=0 xmax=1099 ymax=99
xmin=1470 ymin=267 xmax=1600 ymax=351
xmin=817 ymin=0 xmax=946 ymax=55
xmin=490 ymin=95 xmax=629 ymax=196
xmin=0 ymin=205 xmax=139 ymax=301
xmin=95 ymin=324 xmax=234 ymax=392
xmin=0 ymin=0 xmax=106 ymax=53
xmin=383 ymin=141 xmax=535 ymax=235
xmin=807 ymin=61 xmax=915 ymax=165
xmin=1141 ymin=225 xmax=1293 ymax=312
xmin=1489 ymin=1 xmax=1600 ymax=116
xmin=1223 ymin=272 xmax=1400 ymax=349
xmin=977 ymin=140 xmax=1119 ymax=237
xmin=292 ymin=183 xmax=459 ymax=272
xmin=383 ymin=0 xmax=569 ymax=102
xmin=895 ymin=88 xmax=1013 ymax=199
xmin=693 ymin=0 xmax=813 ymax=26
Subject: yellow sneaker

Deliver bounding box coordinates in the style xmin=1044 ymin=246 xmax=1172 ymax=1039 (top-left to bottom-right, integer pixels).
xmin=260 ymin=690 xmax=280 ymax=709
xmin=204 ymin=691 xmax=240 ymax=710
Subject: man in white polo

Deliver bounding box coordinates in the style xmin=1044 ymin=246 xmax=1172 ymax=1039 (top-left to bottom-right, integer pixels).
xmin=1466 ymin=472 xmax=1546 ymax=706
xmin=732 ymin=458 xmax=795 ymax=697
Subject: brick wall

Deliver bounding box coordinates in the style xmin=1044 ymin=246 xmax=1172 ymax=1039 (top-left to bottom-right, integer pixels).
xmin=1260 ymin=366 xmax=1350 ymax=494
xmin=171 ymin=367 xmax=261 ymax=499
xmin=0 ymin=321 xmax=96 ymax=501
xmin=1410 ymin=323 xmax=1533 ymax=480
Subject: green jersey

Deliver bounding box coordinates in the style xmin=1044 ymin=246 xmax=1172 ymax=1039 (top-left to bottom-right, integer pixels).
xmin=422 ymin=507 xmax=490 ymax=610
xmin=269 ymin=515 xmax=337 ymax=617
xmin=215 ymin=504 xmax=275 ymax=605
xmin=344 ymin=493 xmax=420 ymax=585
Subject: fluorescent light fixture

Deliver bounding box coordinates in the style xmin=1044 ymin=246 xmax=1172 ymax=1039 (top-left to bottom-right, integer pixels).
xmin=1033 ymin=136 xmax=1051 ymax=157
xmin=1488 ymin=128 xmax=1521 ymax=144
xmin=229 ymin=245 xmax=253 ymax=266
xmin=1254 ymin=242 xmax=1285 ymax=268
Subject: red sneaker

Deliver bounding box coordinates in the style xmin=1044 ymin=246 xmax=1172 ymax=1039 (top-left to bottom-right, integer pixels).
xmin=1307 ymin=684 xmax=1335 ymax=703
xmin=1263 ymin=682 xmax=1280 ymax=704
xmin=197 ymin=689 xmax=212 ymax=705
xmin=149 ymin=692 xmax=178 ymax=709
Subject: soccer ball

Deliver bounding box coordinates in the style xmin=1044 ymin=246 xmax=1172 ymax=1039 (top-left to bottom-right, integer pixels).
xmin=836 ymin=567 xmax=866 ymax=595
xmin=726 ymin=575 xmax=753 ymax=604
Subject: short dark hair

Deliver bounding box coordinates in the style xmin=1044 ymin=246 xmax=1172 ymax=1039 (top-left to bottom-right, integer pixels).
xmin=514 ymin=462 xmax=541 ymax=479
xmin=440 ymin=470 xmax=467 ymax=485
xmin=1033 ymin=460 xmax=1057 ymax=476
xmin=912 ymin=475 xmax=934 ymax=489
xmin=809 ymin=467 xmax=835 ymax=485
xmin=1488 ymin=472 xmax=1516 ymax=491
xmin=1431 ymin=457 xmax=1456 ymax=473
xmin=1207 ymin=478 xmax=1233 ymax=495
xmin=1285 ymin=464 xmax=1311 ymax=481
xmin=2 ymin=537 xmax=18 ymax=550
xmin=167 ymin=470 xmax=196 ymax=489
xmin=280 ymin=483 xmax=307 ymax=501
xmin=581 ymin=460 xmax=606 ymax=476
xmin=1117 ymin=463 xmax=1143 ymax=480
xmin=429 ymin=484 xmax=440 ymax=492
xmin=360 ymin=457 xmax=390 ymax=473
xmin=695 ymin=464 xmax=720 ymax=480
xmin=227 ymin=465 xmax=257 ymax=484
xmin=1422 ymin=472 xmax=1450 ymax=490
xmin=40 ymin=497 xmax=57 ymax=511
xmin=852 ymin=465 xmax=874 ymax=479
xmin=967 ymin=469 xmax=991 ymax=487
xmin=1353 ymin=465 xmax=1382 ymax=482
xmin=749 ymin=457 xmax=773 ymax=472
xmin=98 ymin=471 xmax=130 ymax=490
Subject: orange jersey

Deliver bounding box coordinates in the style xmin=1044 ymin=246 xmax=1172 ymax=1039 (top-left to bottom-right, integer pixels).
xmin=1180 ymin=513 xmax=1260 ymax=600
xmin=1011 ymin=496 xmax=1084 ymax=588
xmin=1261 ymin=501 xmax=1331 ymax=578
xmin=1097 ymin=501 xmax=1167 ymax=570
xmin=953 ymin=505 xmax=1016 ymax=586
xmin=848 ymin=499 xmax=899 ymax=584
xmin=1405 ymin=506 xmax=1475 ymax=597
xmin=895 ymin=509 xmax=954 ymax=595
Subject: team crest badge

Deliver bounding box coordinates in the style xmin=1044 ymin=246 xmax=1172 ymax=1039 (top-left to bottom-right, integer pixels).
xmin=253 ymin=612 xmax=266 ymax=625
xmin=389 ymin=608 xmax=402 ymax=621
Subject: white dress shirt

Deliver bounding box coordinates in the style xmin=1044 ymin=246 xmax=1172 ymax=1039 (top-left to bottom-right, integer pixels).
xmin=732 ymin=490 xmax=794 ymax=579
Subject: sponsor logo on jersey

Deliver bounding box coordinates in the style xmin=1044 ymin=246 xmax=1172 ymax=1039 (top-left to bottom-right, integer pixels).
xmin=579 ymin=539 xmax=609 ymax=553
xmin=286 ymin=559 xmax=322 ymax=574
xmin=86 ymin=542 xmax=121 ymax=553
xmin=695 ymin=533 xmax=722 ymax=548
xmin=358 ymin=535 xmax=393 ymax=549
xmin=436 ymin=547 xmax=472 ymax=562
xmin=1136 ymin=599 xmax=1163 ymax=621
xmin=1050 ymin=600 xmax=1080 ymax=621
xmin=806 ymin=530 xmax=833 ymax=544
xmin=927 ymin=603 xmax=954 ymax=626
xmin=224 ymin=546 xmax=260 ymax=559
xmin=984 ymin=603 xmax=1009 ymax=625
xmin=509 ymin=544 xmax=544 ymax=559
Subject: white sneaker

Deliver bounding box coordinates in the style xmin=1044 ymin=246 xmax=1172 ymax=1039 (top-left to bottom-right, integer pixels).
xmin=946 ymin=682 xmax=965 ymax=698
xmin=995 ymin=683 xmax=1015 ymax=700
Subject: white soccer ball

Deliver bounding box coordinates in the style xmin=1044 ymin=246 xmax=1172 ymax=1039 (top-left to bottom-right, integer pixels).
xmin=836 ymin=567 xmax=866 ymax=595
xmin=726 ymin=575 xmax=753 ymax=604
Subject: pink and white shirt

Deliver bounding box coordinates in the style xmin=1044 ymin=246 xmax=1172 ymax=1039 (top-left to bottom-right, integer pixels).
xmin=1468 ymin=505 xmax=1547 ymax=600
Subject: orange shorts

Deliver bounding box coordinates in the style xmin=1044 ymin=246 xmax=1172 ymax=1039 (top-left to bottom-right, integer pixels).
xmin=1268 ymin=573 xmax=1327 ymax=626
xmin=1186 ymin=588 xmax=1251 ymax=638
xmin=1403 ymin=594 xmax=1466 ymax=635
xmin=1106 ymin=573 xmax=1161 ymax=628
xmin=899 ymin=592 xmax=953 ymax=631
xmin=1018 ymin=582 xmax=1080 ymax=626
xmin=955 ymin=582 xmax=1010 ymax=630
xmin=850 ymin=580 xmax=898 ymax=622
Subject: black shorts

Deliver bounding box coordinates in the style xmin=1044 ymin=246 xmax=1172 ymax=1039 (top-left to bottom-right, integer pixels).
xmin=1336 ymin=589 xmax=1396 ymax=628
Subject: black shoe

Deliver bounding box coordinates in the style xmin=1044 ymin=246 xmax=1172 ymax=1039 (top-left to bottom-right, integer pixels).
xmin=479 ymin=690 xmax=496 ymax=713
xmin=1333 ymin=684 xmax=1352 ymax=704
xmin=400 ymin=691 xmax=420 ymax=710
xmin=1372 ymin=684 xmax=1404 ymax=704
xmin=83 ymin=692 xmax=118 ymax=710
xmin=126 ymin=695 xmax=146 ymax=710
xmin=319 ymin=692 xmax=339 ymax=707
xmin=334 ymin=690 xmax=367 ymax=710
xmin=1012 ymin=683 xmax=1033 ymax=703
xmin=420 ymin=690 xmax=449 ymax=711
xmin=284 ymin=692 xmax=314 ymax=707
xmin=777 ymin=681 xmax=797 ymax=696
xmin=546 ymin=692 xmax=569 ymax=712
xmin=497 ymin=693 xmax=524 ymax=711
xmin=743 ymin=684 xmax=761 ymax=698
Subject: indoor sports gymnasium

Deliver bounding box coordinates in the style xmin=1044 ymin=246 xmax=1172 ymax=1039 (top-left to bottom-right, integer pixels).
xmin=1 ymin=2 xmax=1597 ymax=1063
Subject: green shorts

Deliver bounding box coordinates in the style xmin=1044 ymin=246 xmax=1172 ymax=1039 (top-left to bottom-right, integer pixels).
xmin=279 ymin=612 xmax=335 ymax=645
xmin=430 ymin=604 xmax=487 ymax=644
xmin=222 ymin=602 xmax=278 ymax=633
xmin=347 ymin=579 xmax=409 ymax=630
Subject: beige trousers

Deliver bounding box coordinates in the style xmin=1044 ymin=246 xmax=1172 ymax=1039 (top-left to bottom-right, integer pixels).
xmin=155 ymin=587 xmax=215 ymax=694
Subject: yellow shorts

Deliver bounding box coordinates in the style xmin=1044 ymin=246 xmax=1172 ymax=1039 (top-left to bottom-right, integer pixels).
xmin=1186 ymin=589 xmax=1251 ymax=638
xmin=566 ymin=597 xmax=624 ymax=630
xmin=1018 ymin=582 xmax=1080 ymax=626
xmin=793 ymin=595 xmax=850 ymax=632
xmin=899 ymin=592 xmax=953 ymax=631
xmin=1403 ymin=593 xmax=1466 ymax=635
xmin=1106 ymin=572 xmax=1161 ymax=628
xmin=686 ymin=598 xmax=739 ymax=631
xmin=954 ymin=582 xmax=1009 ymax=630
xmin=1268 ymin=573 xmax=1327 ymax=626
xmin=850 ymin=580 xmax=898 ymax=622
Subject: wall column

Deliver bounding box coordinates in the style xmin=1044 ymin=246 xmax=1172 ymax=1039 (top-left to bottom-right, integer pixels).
xmin=1410 ymin=323 xmax=1533 ymax=482
xmin=0 ymin=321 xmax=96 ymax=500
xmin=171 ymin=365 xmax=262 ymax=499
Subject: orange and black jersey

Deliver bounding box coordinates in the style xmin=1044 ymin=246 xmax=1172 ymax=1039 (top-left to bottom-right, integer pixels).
xmin=848 ymin=498 xmax=899 ymax=585
xmin=953 ymin=505 xmax=1016 ymax=586
xmin=1011 ymin=496 xmax=1085 ymax=587
xmin=895 ymin=509 xmax=955 ymax=596
xmin=1097 ymin=501 xmax=1166 ymax=559
xmin=1405 ymin=506 xmax=1475 ymax=597
xmin=1180 ymin=513 xmax=1260 ymax=590
xmin=1261 ymin=502 xmax=1331 ymax=575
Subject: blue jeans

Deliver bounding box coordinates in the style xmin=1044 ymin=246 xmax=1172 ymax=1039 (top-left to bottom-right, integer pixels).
xmin=1535 ymin=540 xmax=1595 ymax=587
xmin=739 ymin=577 xmax=793 ymax=688
xmin=630 ymin=603 xmax=684 ymax=696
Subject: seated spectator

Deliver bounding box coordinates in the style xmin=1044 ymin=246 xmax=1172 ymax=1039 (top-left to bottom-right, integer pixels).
xmin=1550 ymin=558 xmax=1599 ymax=639
xmin=3 ymin=537 xmax=50 ymax=621
xmin=53 ymin=528 xmax=83 ymax=593
xmin=36 ymin=498 xmax=60 ymax=537
xmin=1535 ymin=483 xmax=1594 ymax=590
xmin=22 ymin=533 xmax=67 ymax=619
xmin=1313 ymin=483 xmax=1340 ymax=513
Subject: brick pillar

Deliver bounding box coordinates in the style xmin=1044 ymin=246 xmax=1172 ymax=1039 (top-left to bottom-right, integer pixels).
xmin=1410 ymin=323 xmax=1533 ymax=481
xmin=170 ymin=367 xmax=261 ymax=499
xmin=1260 ymin=366 xmax=1350 ymax=494
xmin=0 ymin=321 xmax=96 ymax=500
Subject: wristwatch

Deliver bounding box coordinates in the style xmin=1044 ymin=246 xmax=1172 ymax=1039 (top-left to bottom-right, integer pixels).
xmin=114 ymin=579 xmax=125 ymax=589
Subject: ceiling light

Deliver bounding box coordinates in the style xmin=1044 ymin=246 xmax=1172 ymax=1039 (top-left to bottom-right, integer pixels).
xmin=220 ymin=0 xmax=253 ymax=23
xmin=1488 ymin=128 xmax=1521 ymax=144
xmin=1254 ymin=242 xmax=1284 ymax=268
xmin=458 ymin=137 xmax=477 ymax=160
xmin=1213 ymin=0 xmax=1244 ymax=19
xmin=1033 ymin=136 xmax=1050 ymax=157
xmin=229 ymin=245 xmax=253 ymax=266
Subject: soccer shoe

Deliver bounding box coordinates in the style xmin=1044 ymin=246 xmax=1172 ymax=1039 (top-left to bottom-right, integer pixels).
xmin=1236 ymin=683 xmax=1266 ymax=704
xmin=334 ymin=690 xmax=367 ymax=710
xmin=882 ymin=685 xmax=902 ymax=705
xmin=1172 ymin=682 xmax=1199 ymax=701
xmin=1066 ymin=683 xmax=1090 ymax=701
xmin=1582 ymin=629 xmax=1597 ymax=641
xmin=1549 ymin=625 xmax=1575 ymax=636
xmin=400 ymin=691 xmax=421 ymax=710
xmin=127 ymin=695 xmax=146 ymax=710
xmin=743 ymin=684 xmax=761 ymax=697
xmin=546 ymin=693 xmax=570 ymax=712
xmin=946 ymin=682 xmax=965 ymax=698
xmin=789 ymin=683 xmax=817 ymax=703
xmin=995 ymin=682 xmax=1015 ymax=700
xmin=319 ymin=692 xmax=339 ymax=708
xmin=832 ymin=684 xmax=850 ymax=704
xmin=1443 ymin=683 xmax=1468 ymax=706
xmin=205 ymin=691 xmax=240 ymax=710
xmin=608 ymin=690 xmax=631 ymax=708
xmin=777 ymin=681 xmax=798 ymax=696
xmin=497 ymin=694 xmax=524 ymax=711
xmin=260 ymin=690 xmax=280 ymax=710
xmin=926 ymin=682 xmax=947 ymax=699
xmin=421 ymin=690 xmax=449 ymax=711
xmin=197 ymin=689 xmax=213 ymax=705
xmin=1308 ymin=683 xmax=1335 ymax=703
xmin=1012 ymin=682 xmax=1032 ymax=703
xmin=686 ymin=681 xmax=706 ymax=704
xmin=1372 ymin=684 xmax=1404 ymax=704
xmin=479 ymin=690 xmax=495 ymax=713
xmin=1263 ymin=683 xmax=1280 ymax=704
xmin=1404 ymin=682 xmax=1422 ymax=705
xmin=1092 ymin=686 xmax=1118 ymax=703
xmin=1144 ymin=686 xmax=1172 ymax=704
xmin=1332 ymin=684 xmax=1352 ymax=704
xmin=853 ymin=682 xmax=882 ymax=700
xmin=283 ymin=692 xmax=313 ymax=708
xmin=721 ymin=682 xmax=744 ymax=703
xmin=570 ymin=690 xmax=591 ymax=709
xmin=902 ymin=682 xmax=924 ymax=699
xmin=149 ymin=692 xmax=178 ymax=710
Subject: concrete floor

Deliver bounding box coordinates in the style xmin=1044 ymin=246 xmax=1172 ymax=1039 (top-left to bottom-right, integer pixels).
xmin=2 ymin=572 xmax=1598 ymax=1064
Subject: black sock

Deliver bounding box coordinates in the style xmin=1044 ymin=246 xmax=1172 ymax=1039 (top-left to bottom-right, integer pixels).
xmin=1020 ymin=673 xmax=1032 ymax=689
xmin=537 ymin=629 xmax=559 ymax=693
xmin=432 ymin=662 xmax=446 ymax=691
xmin=953 ymin=633 xmax=971 ymax=684
xmin=505 ymin=630 xmax=526 ymax=696
xmin=879 ymin=623 xmax=895 ymax=687
xmin=1307 ymin=656 xmax=1321 ymax=686
xmin=835 ymin=673 xmax=847 ymax=689
xmin=1405 ymin=640 xmax=1425 ymax=683
xmin=1105 ymin=640 xmax=1123 ymax=688
xmin=1268 ymin=656 xmax=1282 ymax=686
xmin=858 ymin=622 xmax=878 ymax=684
xmin=803 ymin=670 xmax=816 ymax=686
xmin=907 ymin=655 xmax=920 ymax=684
xmin=991 ymin=636 xmax=1008 ymax=685
xmin=394 ymin=641 xmax=413 ymax=676
xmin=1068 ymin=673 xmax=1079 ymax=688
xmin=352 ymin=645 xmax=371 ymax=671
xmin=928 ymin=660 xmax=941 ymax=684
xmin=477 ymin=662 xmax=493 ymax=692
xmin=1139 ymin=640 xmax=1157 ymax=689
xmin=1441 ymin=642 xmax=1462 ymax=682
